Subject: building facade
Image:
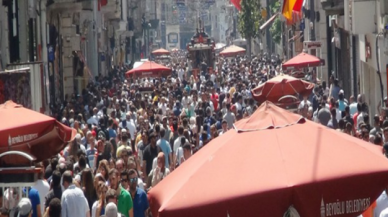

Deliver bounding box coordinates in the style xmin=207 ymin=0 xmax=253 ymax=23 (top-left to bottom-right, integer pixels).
xmin=321 ymin=0 xmax=388 ymax=115
xmin=0 ymin=0 xmax=146 ymax=108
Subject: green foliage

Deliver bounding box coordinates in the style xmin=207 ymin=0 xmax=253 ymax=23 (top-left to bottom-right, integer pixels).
xmin=237 ymin=0 xmax=263 ymax=40
xmin=269 ymin=0 xmax=282 ymax=44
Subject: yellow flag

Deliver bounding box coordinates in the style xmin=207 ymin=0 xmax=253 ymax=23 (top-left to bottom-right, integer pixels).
xmin=261 ymin=9 xmax=267 ymax=19
xmin=282 ymin=0 xmax=298 ymax=21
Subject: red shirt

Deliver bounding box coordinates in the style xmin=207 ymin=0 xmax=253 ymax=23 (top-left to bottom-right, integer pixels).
xmin=353 ymin=112 xmax=359 ymax=129
xmin=211 ymin=93 xmax=219 ymax=110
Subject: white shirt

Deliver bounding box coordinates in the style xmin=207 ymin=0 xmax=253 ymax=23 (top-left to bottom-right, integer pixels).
xmin=61 ymin=185 xmax=90 ymax=217
xmin=33 ymin=179 xmax=50 ymax=215
xmin=298 ymin=100 xmax=311 ymax=110
xmin=375 ymin=191 xmax=388 ymax=217
xmin=349 ymin=102 xmax=357 ymax=116
xmin=336 ymin=108 xmax=342 ymax=121
xmin=235 ymin=102 xmax=242 ymax=112
xmin=210 ymin=73 xmax=216 ymax=82
xmin=158 ymin=103 xmax=167 ymax=115
xmin=173 ymin=136 xmax=184 ymax=153
xmin=178 ymin=69 xmax=184 ymax=81
xmin=181 ymin=96 xmax=191 ymax=109
xmin=91 ymin=201 xmax=100 ymax=217
xmin=176 ymin=147 xmax=184 ymax=166
xmin=357 ymin=112 xmax=365 ymax=129
xmin=87 ymin=116 xmax=98 ymax=126
xmin=119 ymin=120 xmax=136 ymax=140
xmin=380 ymin=208 xmax=388 ymax=217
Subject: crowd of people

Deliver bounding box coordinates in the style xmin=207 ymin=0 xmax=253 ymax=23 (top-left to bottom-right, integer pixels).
xmin=2 ymin=50 xmax=388 ymax=217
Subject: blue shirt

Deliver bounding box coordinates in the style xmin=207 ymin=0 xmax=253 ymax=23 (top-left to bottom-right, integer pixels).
xmin=29 ymin=188 xmax=40 ymax=217
xmin=338 ymin=100 xmax=347 ymax=112
xmin=132 ymin=188 xmax=149 ymax=217
xmin=109 ymin=128 xmax=117 ymax=139
xmin=157 ymin=139 xmax=172 ymax=167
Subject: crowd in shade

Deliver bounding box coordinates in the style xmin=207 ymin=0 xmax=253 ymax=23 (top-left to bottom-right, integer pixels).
xmin=2 ymin=51 xmax=388 ymax=217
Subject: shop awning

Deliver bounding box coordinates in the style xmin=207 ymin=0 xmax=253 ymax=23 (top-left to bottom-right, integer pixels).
xmin=260 ymin=12 xmax=279 ymax=31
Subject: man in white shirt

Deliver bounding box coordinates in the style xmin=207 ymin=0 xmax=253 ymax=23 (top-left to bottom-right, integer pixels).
xmin=375 ymin=189 xmax=388 ymax=217
xmin=177 ymin=67 xmax=185 ymax=81
xmin=61 ymin=171 xmax=90 ymax=217
xmin=87 ymin=107 xmax=99 ymax=126
xmin=173 ymin=126 xmax=185 ymax=167
xmin=119 ymin=113 xmax=136 ymax=141
xmin=33 ymin=163 xmax=50 ymax=215
xmin=234 ymin=95 xmax=243 ymax=114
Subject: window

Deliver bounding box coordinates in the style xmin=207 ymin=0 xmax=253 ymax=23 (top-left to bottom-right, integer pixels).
xmin=168 ymin=33 xmax=178 ymax=43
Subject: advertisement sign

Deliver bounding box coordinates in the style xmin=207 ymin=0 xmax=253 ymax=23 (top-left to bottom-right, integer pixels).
xmin=303 ymin=41 xmax=322 ymax=49
xmin=168 ymin=33 xmax=179 ymax=43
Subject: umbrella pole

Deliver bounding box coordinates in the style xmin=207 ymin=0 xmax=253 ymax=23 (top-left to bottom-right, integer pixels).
xmin=266 ymin=84 xmax=276 ymax=99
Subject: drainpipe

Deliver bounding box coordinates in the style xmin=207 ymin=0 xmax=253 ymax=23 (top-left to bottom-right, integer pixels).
xmin=376 ymin=33 xmax=384 ymax=105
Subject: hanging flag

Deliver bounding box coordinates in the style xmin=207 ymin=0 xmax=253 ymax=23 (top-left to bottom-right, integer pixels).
xmin=293 ymin=0 xmax=304 ymax=13
xmin=282 ymin=0 xmax=297 ymax=21
xmin=231 ymin=0 xmax=241 ymax=11
xmin=282 ymin=0 xmax=303 ymax=21
xmin=100 ymin=0 xmax=107 ymax=6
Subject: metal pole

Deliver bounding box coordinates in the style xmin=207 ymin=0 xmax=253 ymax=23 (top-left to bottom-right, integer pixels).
xmin=91 ymin=0 xmax=98 ymax=75
xmin=265 ymin=0 xmax=271 ymax=52
xmin=310 ymin=0 xmax=315 ymax=41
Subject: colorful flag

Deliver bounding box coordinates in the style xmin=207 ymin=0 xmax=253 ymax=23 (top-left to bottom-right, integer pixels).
xmin=231 ymin=0 xmax=241 ymax=11
xmin=282 ymin=0 xmax=303 ymax=21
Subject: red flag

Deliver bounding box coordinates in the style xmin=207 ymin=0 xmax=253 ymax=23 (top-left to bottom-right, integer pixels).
xmin=231 ymin=0 xmax=241 ymax=10
xmin=292 ymin=0 xmax=304 ymax=13
xmin=282 ymin=0 xmax=303 ymax=21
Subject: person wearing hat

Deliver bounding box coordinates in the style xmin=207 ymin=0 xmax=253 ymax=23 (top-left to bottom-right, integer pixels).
xmin=101 ymin=202 xmax=124 ymax=217
xmin=13 ymin=198 xmax=32 ymax=217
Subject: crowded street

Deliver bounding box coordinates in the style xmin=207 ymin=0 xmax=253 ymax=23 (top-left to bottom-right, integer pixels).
xmin=2 ymin=0 xmax=388 ymax=217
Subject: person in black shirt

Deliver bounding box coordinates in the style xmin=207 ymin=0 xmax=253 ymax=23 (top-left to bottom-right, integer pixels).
xmin=45 ymin=170 xmax=62 ymax=209
xmin=142 ymin=133 xmax=161 ymax=178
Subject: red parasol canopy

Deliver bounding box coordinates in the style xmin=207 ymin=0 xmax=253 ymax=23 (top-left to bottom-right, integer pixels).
xmin=149 ymin=101 xmax=388 ymax=217
xmin=282 ymin=52 xmax=322 ymax=70
xmin=251 ymin=74 xmax=314 ymax=103
xmin=219 ymin=45 xmax=246 ymax=57
xmin=152 ymin=48 xmax=170 ymax=56
xmin=125 ymin=61 xmax=171 ymax=78
xmin=0 ymin=101 xmax=76 ymax=165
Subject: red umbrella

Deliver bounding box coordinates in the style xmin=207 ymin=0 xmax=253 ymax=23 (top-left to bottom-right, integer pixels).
xmin=282 ymin=52 xmax=322 ymax=70
xmin=219 ymin=45 xmax=246 ymax=57
xmin=251 ymin=74 xmax=314 ymax=103
xmin=152 ymin=48 xmax=170 ymax=56
xmin=149 ymin=101 xmax=388 ymax=217
xmin=125 ymin=61 xmax=171 ymax=78
xmin=0 ymin=101 xmax=76 ymax=165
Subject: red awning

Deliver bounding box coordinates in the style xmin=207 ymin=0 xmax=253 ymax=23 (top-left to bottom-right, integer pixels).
xmin=148 ymin=101 xmax=388 ymax=217
xmin=219 ymin=45 xmax=246 ymax=57
xmin=251 ymin=74 xmax=314 ymax=103
xmin=282 ymin=52 xmax=322 ymax=70
xmin=0 ymin=101 xmax=76 ymax=165
xmin=125 ymin=61 xmax=171 ymax=78
xmin=152 ymin=48 xmax=170 ymax=56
